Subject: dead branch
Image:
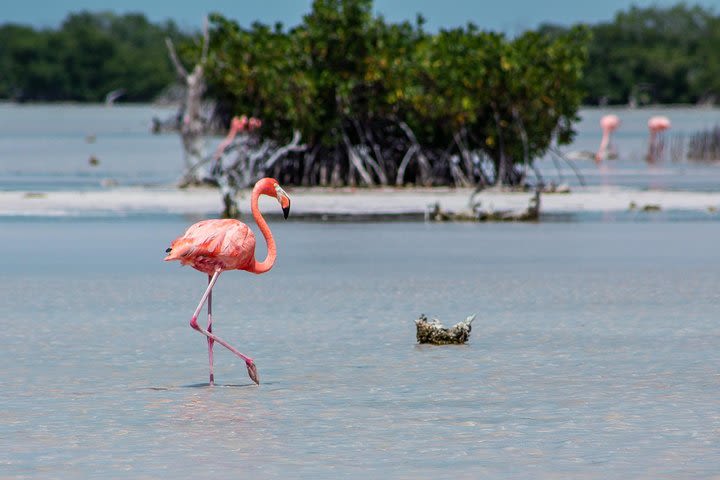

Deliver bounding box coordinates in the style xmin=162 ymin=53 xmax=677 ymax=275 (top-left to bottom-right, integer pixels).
xmin=165 ymin=38 xmax=188 ymax=79
xmin=357 ymin=145 xmax=389 ymax=185
xmin=166 ymin=19 xmax=213 ymax=186
xmin=512 ymin=107 xmax=531 ymax=184
xmin=550 ymin=147 xmax=586 ymax=186
xmin=395 ymin=145 xmax=418 ymax=186
xmin=209 ymin=129 xmax=307 ymax=217
xmin=200 ymin=16 xmax=209 ymax=65
xmin=449 ymin=155 xmax=472 ymax=187
xmin=342 ymin=132 xmax=375 ymax=186
xmin=398 ymin=121 xmax=432 ymax=185
xmin=263 ymin=130 xmax=305 ymax=171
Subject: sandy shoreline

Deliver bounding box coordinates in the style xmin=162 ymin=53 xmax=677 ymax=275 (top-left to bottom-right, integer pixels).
xmin=3 ymin=186 xmax=720 ymax=218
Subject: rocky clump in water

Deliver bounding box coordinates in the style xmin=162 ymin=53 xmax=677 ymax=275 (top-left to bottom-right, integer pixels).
xmin=415 ymin=314 xmax=475 ymax=345
xmin=427 ymin=190 xmax=540 ymax=222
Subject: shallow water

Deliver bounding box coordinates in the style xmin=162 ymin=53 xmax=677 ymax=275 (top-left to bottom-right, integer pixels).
xmin=2 ymin=104 xmax=720 ymax=477
xmin=559 ymin=107 xmax=720 ymax=191
xmin=0 ymin=104 xmax=180 ymax=190
xmin=2 ymin=218 xmax=720 ymax=478
xmin=2 ymin=104 xmax=720 ymax=192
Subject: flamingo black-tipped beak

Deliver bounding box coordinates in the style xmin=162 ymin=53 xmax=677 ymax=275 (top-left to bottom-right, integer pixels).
xmin=275 ymin=184 xmax=291 ymax=220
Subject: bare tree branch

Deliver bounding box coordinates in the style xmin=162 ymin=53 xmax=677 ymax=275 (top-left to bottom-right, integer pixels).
xmin=398 ymin=121 xmax=432 ymax=185
xmin=512 ymin=107 xmax=530 ymax=184
xmin=449 ymin=154 xmax=472 ymax=187
xmin=395 ymin=145 xmax=418 ymax=186
xmin=357 ymin=145 xmax=388 ymax=185
xmin=200 ymin=16 xmax=209 ymax=65
xmin=342 ymin=132 xmax=374 ymax=186
xmin=550 ymin=147 xmax=586 ymax=186
xmin=263 ymin=130 xmax=306 ymax=170
xmin=165 ymin=37 xmax=188 ymax=79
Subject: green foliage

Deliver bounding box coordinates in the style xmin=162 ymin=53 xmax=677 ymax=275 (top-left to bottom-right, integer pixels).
xmin=542 ymin=4 xmax=720 ymax=105
xmin=3 ymin=3 xmax=720 ymax=109
xmin=0 ymin=11 xmax=187 ymax=101
xmin=203 ymin=1 xmax=589 ymax=185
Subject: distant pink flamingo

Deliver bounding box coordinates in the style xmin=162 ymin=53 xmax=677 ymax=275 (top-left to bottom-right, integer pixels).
xmin=595 ymin=114 xmax=620 ymax=164
xmin=211 ymin=115 xmax=262 ymax=172
xmin=165 ymin=177 xmax=290 ymax=385
xmin=647 ymin=116 xmax=671 ymax=163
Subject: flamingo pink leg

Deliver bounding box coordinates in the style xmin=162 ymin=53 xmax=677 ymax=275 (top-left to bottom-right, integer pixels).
xmin=189 ymin=270 xmax=260 ymax=385
xmin=207 ymin=274 xmax=215 ymax=386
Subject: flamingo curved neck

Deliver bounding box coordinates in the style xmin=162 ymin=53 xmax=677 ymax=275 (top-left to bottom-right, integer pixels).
xmin=248 ymin=184 xmax=276 ymax=274
xmin=597 ymin=131 xmax=610 ymax=161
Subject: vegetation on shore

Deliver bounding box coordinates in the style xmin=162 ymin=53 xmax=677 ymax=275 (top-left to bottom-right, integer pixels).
xmin=199 ymin=1 xmax=588 ymax=187
xmin=1 ymin=3 xmax=718 ymax=106
xmin=542 ymin=4 xmax=720 ymax=106
xmin=2 ymin=2 xmax=718 ymax=188
xmin=0 ymin=12 xmax=187 ymax=102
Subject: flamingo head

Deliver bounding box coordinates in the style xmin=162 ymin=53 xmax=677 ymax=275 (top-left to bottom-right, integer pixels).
xmin=600 ymin=114 xmax=620 ymax=133
xmin=275 ymin=183 xmax=291 ymax=219
xmin=255 ymin=177 xmax=291 ymax=219
xmin=246 ymin=359 xmax=260 ymax=385
xmin=231 ymin=115 xmax=248 ymax=132
xmin=230 ymin=115 xmax=262 ymax=133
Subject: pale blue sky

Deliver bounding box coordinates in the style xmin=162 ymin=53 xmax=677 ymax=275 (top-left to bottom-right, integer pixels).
xmin=2 ymin=0 xmax=719 ymax=33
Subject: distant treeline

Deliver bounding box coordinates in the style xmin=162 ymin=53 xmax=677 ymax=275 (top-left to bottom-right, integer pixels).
xmin=543 ymin=4 xmax=720 ymax=105
xmin=0 ymin=12 xmax=189 ymax=102
xmin=0 ymin=3 xmax=718 ymax=105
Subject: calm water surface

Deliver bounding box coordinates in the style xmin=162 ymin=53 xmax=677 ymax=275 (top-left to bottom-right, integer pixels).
xmin=0 ymin=104 xmax=178 ymax=190
xmin=2 ymin=105 xmax=720 ymax=477
xmin=2 ymin=104 xmax=720 ymax=192
xmin=2 ymin=219 xmax=720 ymax=478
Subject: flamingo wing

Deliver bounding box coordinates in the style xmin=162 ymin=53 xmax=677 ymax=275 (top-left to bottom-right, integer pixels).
xmin=165 ymin=219 xmax=256 ymax=272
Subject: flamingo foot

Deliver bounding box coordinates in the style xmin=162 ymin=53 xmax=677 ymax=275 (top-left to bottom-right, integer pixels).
xmin=246 ymin=360 xmax=260 ymax=385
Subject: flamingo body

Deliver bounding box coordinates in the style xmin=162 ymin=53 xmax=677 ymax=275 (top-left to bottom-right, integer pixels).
xmin=165 ymin=219 xmax=256 ymax=274
xmin=648 ymin=116 xmax=671 ymax=132
xmin=596 ymin=114 xmax=621 ymax=163
xmin=647 ymin=116 xmax=671 ymax=163
xmin=211 ymin=115 xmax=262 ymax=171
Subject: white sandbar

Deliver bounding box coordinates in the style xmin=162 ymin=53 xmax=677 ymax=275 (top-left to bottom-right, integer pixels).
xmin=2 ymin=186 xmax=720 ymax=217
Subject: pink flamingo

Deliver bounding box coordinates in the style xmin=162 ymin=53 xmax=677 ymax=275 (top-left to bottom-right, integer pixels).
xmin=595 ymin=114 xmax=620 ymax=164
xmin=165 ymin=177 xmax=291 ymax=386
xmin=647 ymin=115 xmax=671 ymax=163
xmin=211 ymin=115 xmax=262 ymax=172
